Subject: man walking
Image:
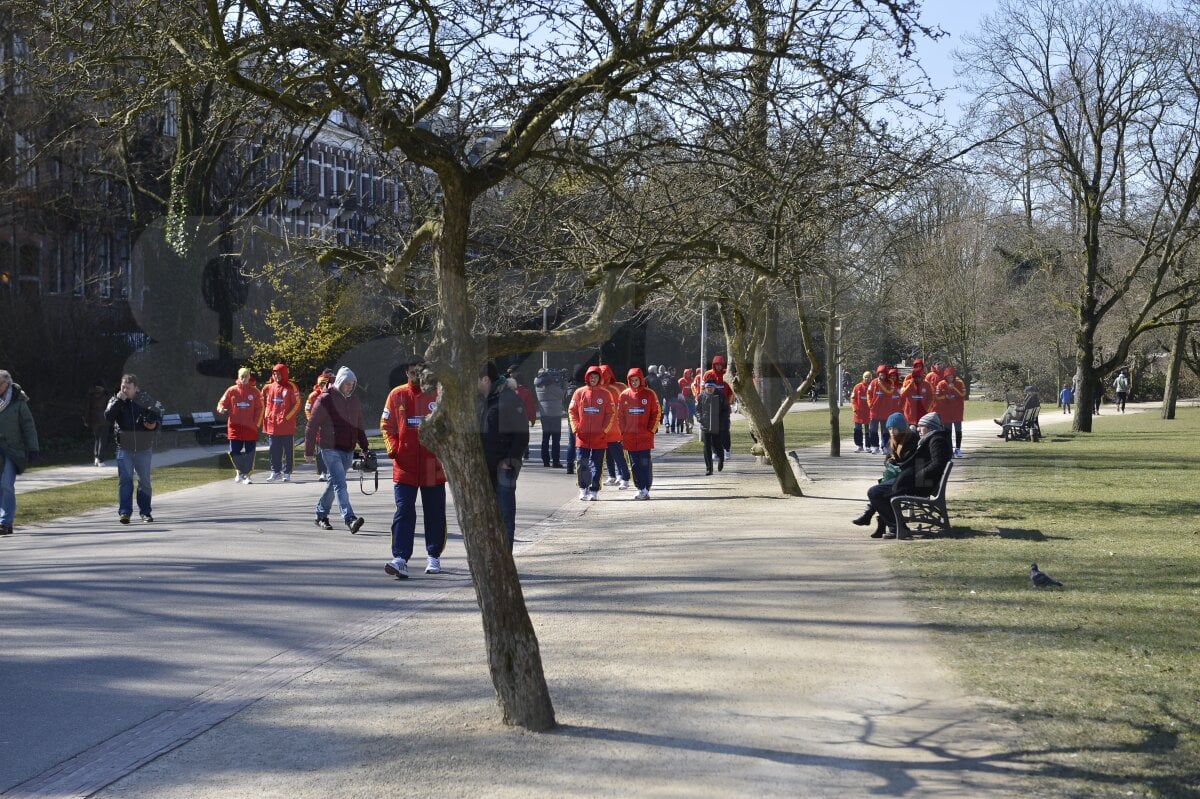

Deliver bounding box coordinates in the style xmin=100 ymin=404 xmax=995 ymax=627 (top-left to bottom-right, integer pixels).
xmin=0 ymin=369 xmax=40 ymax=536
xmin=304 ymin=367 xmax=368 ymax=533
xmin=261 ymin=363 xmax=301 ymax=482
xmin=480 ymin=362 xmax=530 ymax=549
xmin=568 ymin=366 xmax=615 ymax=501
xmin=381 ymin=361 xmax=446 ymax=578
xmin=217 ymin=368 xmax=263 ymax=484
xmin=104 ymin=374 xmax=158 ymax=524
xmin=696 ymin=379 xmax=730 ymax=475
xmin=534 ymin=367 xmax=565 ymax=467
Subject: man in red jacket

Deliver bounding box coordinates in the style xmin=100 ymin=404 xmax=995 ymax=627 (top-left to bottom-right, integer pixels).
xmin=865 ymin=365 xmax=893 ymax=454
xmin=619 ymin=368 xmax=661 ymax=500
xmin=900 ymin=358 xmax=931 ymax=426
xmin=217 ymin=368 xmax=263 ymax=484
xmin=262 ymin=363 xmax=301 ymax=482
xmin=935 ymin=366 xmax=967 ymax=458
xmin=380 ymin=360 xmax=447 ymax=578
xmin=850 ymin=370 xmax=872 ymax=452
xmin=568 ymin=366 xmax=615 ymax=501
xmin=598 ymin=364 xmax=631 ymax=488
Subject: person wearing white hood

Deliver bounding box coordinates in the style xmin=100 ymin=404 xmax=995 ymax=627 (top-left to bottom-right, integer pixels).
xmin=304 ymin=366 xmax=370 ymax=533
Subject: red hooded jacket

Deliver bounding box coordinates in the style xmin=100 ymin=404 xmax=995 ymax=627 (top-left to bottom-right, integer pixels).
xmin=934 ymin=369 xmax=966 ymax=424
xmin=262 ymin=363 xmax=302 ymax=436
xmin=618 ymin=368 xmax=661 ymax=452
xmin=867 ymin=367 xmax=896 ymax=421
xmin=569 ymin=366 xmax=616 ymax=449
xmin=381 ymin=381 xmax=446 ymax=487
xmin=900 ymin=360 xmax=931 ymax=425
xmin=850 ymin=378 xmax=871 ymax=424
xmin=599 ymin=365 xmax=627 ymax=443
xmin=217 ymin=379 xmax=263 ymax=442
xmin=708 ymin=355 xmax=735 ymax=403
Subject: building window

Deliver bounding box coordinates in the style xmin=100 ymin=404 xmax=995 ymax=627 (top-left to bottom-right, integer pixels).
xmin=73 ymin=231 xmax=87 ymax=296
xmin=162 ymin=90 xmax=178 ymax=136
xmin=117 ymin=236 xmax=131 ymax=299
xmin=15 ymin=132 xmax=36 ymax=188
xmin=98 ymin=236 xmax=112 ymax=298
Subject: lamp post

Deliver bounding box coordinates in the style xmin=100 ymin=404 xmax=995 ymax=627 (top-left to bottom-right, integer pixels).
xmin=537 ymin=299 xmax=552 ymax=371
xmin=834 ymin=319 xmax=843 ymax=406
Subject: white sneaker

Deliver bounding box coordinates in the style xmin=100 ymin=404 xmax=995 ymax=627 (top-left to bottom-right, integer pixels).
xmin=579 ymin=488 xmax=590 ymax=501
xmin=385 ymin=558 xmax=409 ymax=579
xmin=854 ymin=446 xmax=863 ymax=453
xmin=637 ymin=489 xmax=649 ymax=500
xmin=233 ymin=473 xmax=243 ymax=484
xmin=425 ymin=557 xmax=441 ymax=575
xmin=94 ymin=458 xmax=103 ymax=467
xmin=282 ymin=473 xmax=291 ymax=482
xmin=618 ymin=479 xmax=629 ymax=490
xmin=603 ymin=476 xmax=618 ymax=486
xmin=242 ymin=474 xmax=253 ymax=484
xmin=725 ymin=450 xmax=732 ymax=461
xmin=265 ymin=472 xmax=280 ymax=483
xmin=587 ymin=490 xmax=598 ymax=501
xmin=954 ymin=448 xmax=964 ymax=458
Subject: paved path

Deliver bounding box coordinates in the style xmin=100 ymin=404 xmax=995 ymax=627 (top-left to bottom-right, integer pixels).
xmin=6 ymin=404 xmax=1168 ymax=798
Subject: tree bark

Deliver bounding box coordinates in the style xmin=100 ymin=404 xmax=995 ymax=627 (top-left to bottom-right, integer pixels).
xmin=1161 ymin=308 xmax=1188 ymax=420
xmin=420 ymin=184 xmax=556 ymax=732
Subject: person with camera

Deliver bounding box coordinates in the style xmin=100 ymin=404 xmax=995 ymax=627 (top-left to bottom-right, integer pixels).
xmin=381 ymin=360 xmax=446 ymax=578
xmin=304 ymin=366 xmax=368 ymax=534
xmin=0 ymin=369 xmax=40 ymax=536
xmin=534 ymin=367 xmax=565 ymax=468
xmin=104 ymin=374 xmax=158 ymax=524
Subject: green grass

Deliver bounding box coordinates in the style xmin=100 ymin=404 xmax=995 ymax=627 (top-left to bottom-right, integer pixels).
xmin=883 ymin=407 xmax=1200 ymax=798
xmin=17 ymin=436 xmax=387 ymax=526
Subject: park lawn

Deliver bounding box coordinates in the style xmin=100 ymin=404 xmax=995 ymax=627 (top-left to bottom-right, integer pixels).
xmin=18 ymin=436 xmax=388 ymax=527
xmin=883 ymin=407 xmax=1200 ymax=799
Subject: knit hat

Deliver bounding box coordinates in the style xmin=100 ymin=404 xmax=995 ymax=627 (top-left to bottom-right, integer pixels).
xmin=885 ymin=412 xmax=908 ymax=432
xmin=917 ymin=412 xmax=943 ymax=431
xmin=334 ymin=366 xmax=357 ymax=392
xmin=704 ymin=381 xmax=718 ymax=389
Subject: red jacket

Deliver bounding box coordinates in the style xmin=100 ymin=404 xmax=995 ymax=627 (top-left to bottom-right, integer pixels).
xmin=381 ymin=383 xmax=446 ymax=487
xmin=217 ymin=382 xmax=263 ymax=441
xmin=514 ymin=383 xmax=537 ymax=423
xmin=702 ymin=369 xmax=734 ymax=404
xmin=262 ymin=364 xmax=302 ymax=436
xmin=850 ymin=380 xmax=871 ymax=424
xmin=934 ymin=374 xmax=966 ymax=424
xmin=599 ymin=365 xmax=627 ymax=443
xmin=569 ymin=367 xmax=616 ymax=449
xmin=900 ymin=372 xmax=931 ymax=425
xmin=867 ymin=377 xmax=895 ymax=421
xmin=619 ymin=369 xmax=661 ymax=452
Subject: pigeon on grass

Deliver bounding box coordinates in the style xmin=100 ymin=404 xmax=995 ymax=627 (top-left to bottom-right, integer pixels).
xmin=1030 ymin=562 xmax=1063 ymax=588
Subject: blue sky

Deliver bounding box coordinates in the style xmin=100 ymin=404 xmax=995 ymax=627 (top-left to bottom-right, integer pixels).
xmin=909 ymin=0 xmax=998 ymax=113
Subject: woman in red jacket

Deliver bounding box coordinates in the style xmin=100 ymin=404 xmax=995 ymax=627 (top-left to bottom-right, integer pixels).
xmin=850 ymin=371 xmax=872 ymax=452
xmin=619 ymin=368 xmax=661 ymax=500
xmin=568 ymin=366 xmax=615 ymax=501
xmin=217 ymin=368 xmax=264 ymax=484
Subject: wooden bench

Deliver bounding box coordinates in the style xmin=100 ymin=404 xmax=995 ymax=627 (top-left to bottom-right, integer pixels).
xmin=890 ymin=461 xmax=953 ymax=536
xmin=1003 ymin=405 xmax=1041 ymax=442
xmin=189 ymin=411 xmax=226 ymax=445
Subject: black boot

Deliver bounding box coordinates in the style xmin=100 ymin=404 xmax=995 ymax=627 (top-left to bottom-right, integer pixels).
xmin=870 ymin=518 xmax=886 ymax=538
xmin=852 ymin=506 xmax=874 ymax=526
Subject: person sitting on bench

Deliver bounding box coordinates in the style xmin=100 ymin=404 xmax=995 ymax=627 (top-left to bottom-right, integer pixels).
xmin=867 ymin=412 xmax=952 ymax=540
xmin=994 ymin=385 xmax=1040 ymax=434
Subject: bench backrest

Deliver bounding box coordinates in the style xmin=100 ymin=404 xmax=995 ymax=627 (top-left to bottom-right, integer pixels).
xmin=1023 ymin=405 xmax=1039 ymax=423
xmin=935 ymin=460 xmax=954 ymax=499
xmin=191 ymin=411 xmax=217 ymax=425
xmin=160 ymin=413 xmax=183 ymax=427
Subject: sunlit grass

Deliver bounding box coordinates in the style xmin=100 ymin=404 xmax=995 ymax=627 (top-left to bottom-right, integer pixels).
xmin=884 ymin=407 xmax=1200 ymax=798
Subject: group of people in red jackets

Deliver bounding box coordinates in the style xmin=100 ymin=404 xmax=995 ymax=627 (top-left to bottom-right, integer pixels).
xmin=849 ymin=359 xmax=966 ymax=458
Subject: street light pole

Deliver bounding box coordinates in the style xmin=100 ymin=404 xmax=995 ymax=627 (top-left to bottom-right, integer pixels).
xmin=537 ymin=299 xmax=552 ymax=371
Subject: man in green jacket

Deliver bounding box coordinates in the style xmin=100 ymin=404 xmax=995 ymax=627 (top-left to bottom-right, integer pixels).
xmin=0 ymin=369 xmax=41 ymax=536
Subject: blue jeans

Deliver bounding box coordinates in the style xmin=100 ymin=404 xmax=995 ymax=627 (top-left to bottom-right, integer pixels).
xmin=577 ymin=447 xmax=605 ymax=492
xmin=0 ymin=457 xmax=16 ymax=527
xmin=566 ymin=429 xmax=577 ymax=472
xmin=628 ymin=449 xmax=653 ymax=490
xmin=116 ymin=448 xmax=153 ymax=517
xmin=391 ymin=482 xmax=447 ymax=561
xmin=268 ymin=433 xmax=294 ymax=475
xmin=229 ymin=439 xmax=257 ymax=475
xmin=492 ymin=462 xmax=522 ymax=551
xmin=605 ymin=441 xmax=630 ymax=480
xmin=316 ymin=448 xmax=355 ymax=521
xmin=540 ymin=416 xmax=562 ymax=465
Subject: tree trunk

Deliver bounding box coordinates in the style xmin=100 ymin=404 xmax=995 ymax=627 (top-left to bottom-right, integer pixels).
xmin=1162 ymin=308 xmax=1188 ymax=420
xmin=421 ymin=186 xmax=556 ymax=732
xmin=826 ymin=306 xmax=840 ymax=457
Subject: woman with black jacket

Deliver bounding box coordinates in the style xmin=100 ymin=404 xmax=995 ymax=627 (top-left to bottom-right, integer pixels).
xmin=865 ymin=412 xmax=951 ymax=540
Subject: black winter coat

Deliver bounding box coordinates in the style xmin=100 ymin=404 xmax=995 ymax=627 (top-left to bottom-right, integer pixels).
xmin=892 ymin=429 xmax=951 ymax=497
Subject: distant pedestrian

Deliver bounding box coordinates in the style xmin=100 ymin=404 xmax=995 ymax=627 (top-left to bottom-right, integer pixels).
xmin=305 ymin=369 xmax=335 ymax=481
xmin=261 ymin=363 xmax=302 ymax=482
xmin=216 ymin=368 xmax=264 ymax=484
xmin=507 ymin=366 xmax=537 ymax=460
xmin=480 ymin=362 xmax=530 ymax=548
xmin=104 ymin=374 xmax=157 ymax=524
xmin=619 ymin=368 xmax=660 ymax=499
xmin=1113 ymin=370 xmax=1130 ymax=413
xmin=84 ymin=384 xmax=109 ymax=466
xmin=382 ymin=360 xmax=446 ymax=578
xmin=705 ymin=355 xmax=735 ymax=460
xmin=695 ymin=379 xmax=730 ymax=475
xmin=564 ymin=364 xmax=583 ymax=475
xmin=568 ymin=366 xmax=614 ymax=501
xmin=0 ymin=369 xmax=40 ymax=536
xmin=850 ymin=371 xmax=872 ymax=452
xmin=1058 ymin=384 xmax=1073 ymax=414
xmin=534 ymin=367 xmax=566 ymax=467
xmin=304 ymin=366 xmax=368 ymax=533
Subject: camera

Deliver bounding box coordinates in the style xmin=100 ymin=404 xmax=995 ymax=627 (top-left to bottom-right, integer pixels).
xmin=137 ymin=406 xmax=162 ymax=427
xmin=352 ymin=451 xmax=378 ymax=472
